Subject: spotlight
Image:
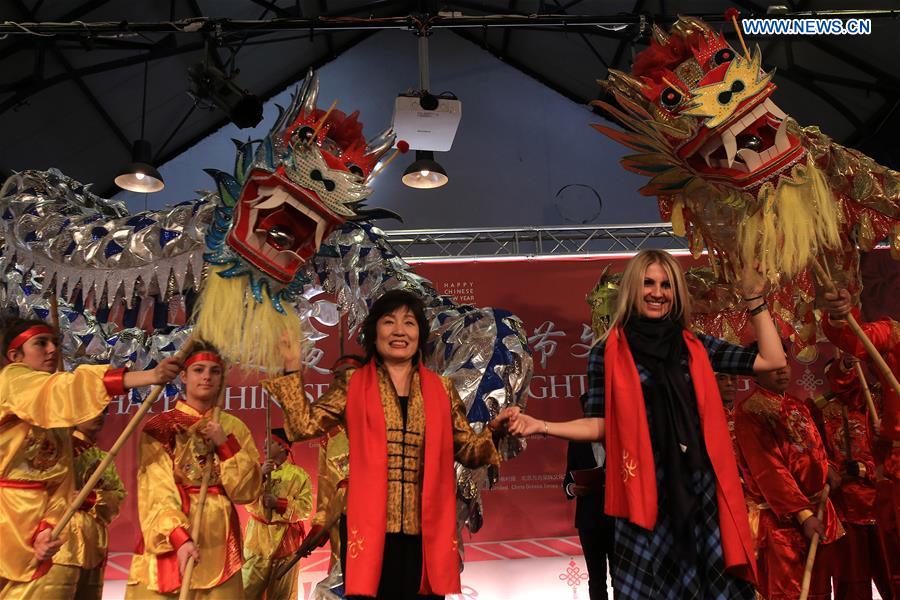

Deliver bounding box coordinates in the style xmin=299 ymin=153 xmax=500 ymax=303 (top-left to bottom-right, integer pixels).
xmin=402 ymin=150 xmax=448 ymax=189
xmin=188 ymin=61 xmax=263 ymax=129
xmin=115 ymin=140 xmax=165 ymax=193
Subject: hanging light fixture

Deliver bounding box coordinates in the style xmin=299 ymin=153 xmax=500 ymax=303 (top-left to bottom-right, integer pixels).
xmin=115 ymin=61 xmax=165 ymax=193
xmin=401 ymin=33 xmax=449 ymax=189
xmin=401 ymin=150 xmax=449 ymax=189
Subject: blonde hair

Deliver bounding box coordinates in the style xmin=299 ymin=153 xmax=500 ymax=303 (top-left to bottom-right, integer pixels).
xmin=602 ymin=250 xmax=692 ymax=340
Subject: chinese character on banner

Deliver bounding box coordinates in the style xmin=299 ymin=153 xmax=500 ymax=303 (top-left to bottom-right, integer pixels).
xmin=303 ymin=347 xmax=331 ymax=375
xmin=527 ymin=321 xmax=565 ymax=369
xmin=570 ymin=323 xmax=596 ymax=358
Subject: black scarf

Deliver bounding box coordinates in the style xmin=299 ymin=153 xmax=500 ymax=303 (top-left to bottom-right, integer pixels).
xmin=623 ymin=315 xmax=704 ymax=557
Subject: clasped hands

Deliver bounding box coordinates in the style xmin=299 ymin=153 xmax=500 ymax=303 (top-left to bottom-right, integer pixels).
xmin=490 ymin=406 xmax=543 ymax=438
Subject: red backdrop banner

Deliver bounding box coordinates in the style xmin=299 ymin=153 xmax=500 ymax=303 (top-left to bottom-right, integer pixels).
xmin=100 ymin=251 xmax=896 ymax=572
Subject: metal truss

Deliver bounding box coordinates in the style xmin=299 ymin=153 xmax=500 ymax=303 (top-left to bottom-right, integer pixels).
xmin=383 ymin=223 xmax=687 ymax=259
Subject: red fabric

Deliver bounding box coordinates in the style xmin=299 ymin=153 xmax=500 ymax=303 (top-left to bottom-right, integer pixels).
xmin=831 ymin=522 xmax=893 ymax=599
xmin=734 ymin=387 xmax=843 ymax=540
xmin=169 ymin=526 xmax=192 ymax=550
xmin=29 ymin=520 xmax=54 ymax=581
xmin=756 ymin=510 xmax=833 ymax=600
xmin=344 ymin=361 xmax=459 ymax=597
xmin=102 ymin=367 xmax=127 ymax=397
xmin=7 ymin=325 xmax=54 ymax=353
xmin=602 ymin=327 xmax=756 ymax=581
xmin=275 ymin=498 xmax=288 ymax=514
xmin=214 ymin=434 xmax=241 ymax=461
xmin=0 ymin=479 xmax=46 ymax=489
xmin=79 ymin=490 xmax=98 ymax=512
xmin=184 ymin=352 xmax=222 ymax=368
xmin=823 ymin=312 xmax=899 ymax=443
xmin=274 ymin=521 xmax=306 ymax=558
xmin=822 ymin=366 xmax=878 ymax=525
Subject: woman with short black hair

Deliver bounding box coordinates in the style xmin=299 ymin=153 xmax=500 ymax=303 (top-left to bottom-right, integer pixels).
xmin=265 ymin=289 xmax=512 ymax=600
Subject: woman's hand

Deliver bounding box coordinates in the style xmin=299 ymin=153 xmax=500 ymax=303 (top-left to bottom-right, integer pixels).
xmin=739 ymin=260 xmax=767 ymax=301
xmin=279 ymin=330 xmax=303 ymax=373
xmin=508 ymin=411 xmax=544 ymax=437
xmin=823 ymin=289 xmax=852 ymax=321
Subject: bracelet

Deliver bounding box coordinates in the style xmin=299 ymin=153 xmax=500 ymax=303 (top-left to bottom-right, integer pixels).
xmin=542 ymin=420 xmax=550 ymax=437
xmin=742 ymin=294 xmax=764 ymax=302
xmin=747 ymin=302 xmax=768 ymax=316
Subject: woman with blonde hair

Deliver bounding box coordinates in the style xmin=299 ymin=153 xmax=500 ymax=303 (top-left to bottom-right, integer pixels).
xmin=509 ymin=249 xmax=786 ymax=599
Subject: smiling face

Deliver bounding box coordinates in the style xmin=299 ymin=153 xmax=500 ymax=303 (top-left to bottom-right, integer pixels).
xmin=7 ymin=332 xmax=59 ymax=373
xmin=182 ymin=360 xmax=224 ymax=404
xmin=637 ymin=262 xmax=674 ymax=319
xmin=374 ymin=305 xmax=420 ymax=365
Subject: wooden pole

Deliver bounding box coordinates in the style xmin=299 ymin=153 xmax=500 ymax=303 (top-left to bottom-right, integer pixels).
xmin=178 ymin=362 xmax=228 ymax=600
xmin=263 ymin=390 xmax=273 ymax=522
xmin=811 ymin=259 xmax=900 ymax=397
xmin=274 ymin=484 xmax=347 ymax=581
xmin=48 ymin=289 xmax=63 ymax=371
xmin=47 ymin=336 xmax=196 ymax=543
xmin=799 ymin=484 xmax=831 ymax=600
xmin=852 ymin=361 xmax=881 ymax=431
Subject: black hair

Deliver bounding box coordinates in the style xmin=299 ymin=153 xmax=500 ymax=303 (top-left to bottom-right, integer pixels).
xmin=361 ymin=290 xmax=430 ymax=363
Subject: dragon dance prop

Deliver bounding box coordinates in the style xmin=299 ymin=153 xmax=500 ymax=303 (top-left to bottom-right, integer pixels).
xmin=0 ymin=70 xmax=532 ymax=538
xmin=591 ymin=15 xmax=899 ymax=349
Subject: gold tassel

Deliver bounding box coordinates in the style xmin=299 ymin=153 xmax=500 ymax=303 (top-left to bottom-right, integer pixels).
xmin=193 ymin=266 xmax=305 ymax=374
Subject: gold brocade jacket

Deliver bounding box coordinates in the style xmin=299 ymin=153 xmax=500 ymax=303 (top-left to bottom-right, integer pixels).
xmin=0 ymin=363 xmax=114 ymax=582
xmin=54 ymin=430 xmax=126 ymax=570
xmin=312 ymin=427 xmax=349 ymax=568
xmin=127 ymin=401 xmax=262 ymax=592
xmin=264 ymin=366 xmax=499 ymax=535
xmin=243 ymin=461 xmax=312 ymax=561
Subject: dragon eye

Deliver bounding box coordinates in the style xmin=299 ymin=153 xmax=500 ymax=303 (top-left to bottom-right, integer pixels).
xmin=347 ymin=164 xmax=364 ymax=178
xmin=660 ymin=86 xmax=683 ymax=109
xmin=292 ymin=126 xmax=316 ymax=145
xmin=712 ymin=48 xmax=735 ymax=67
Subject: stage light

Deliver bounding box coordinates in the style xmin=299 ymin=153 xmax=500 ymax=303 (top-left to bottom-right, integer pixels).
xmin=402 ymin=150 xmax=448 ymax=189
xmin=188 ymin=51 xmax=263 ymax=129
xmin=115 ymin=140 xmax=165 ymax=193
xmin=115 ymin=61 xmax=165 ymax=193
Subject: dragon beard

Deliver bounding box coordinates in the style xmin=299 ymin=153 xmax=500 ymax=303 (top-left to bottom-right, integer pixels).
xmin=193 ymin=264 xmax=305 ymax=373
xmin=737 ymin=156 xmax=841 ymax=279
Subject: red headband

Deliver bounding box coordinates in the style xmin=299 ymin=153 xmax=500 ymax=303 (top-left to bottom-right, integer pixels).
xmin=7 ymin=325 xmax=55 ymax=354
xmin=184 ymin=351 xmax=223 ymax=368
xmin=270 ymin=435 xmax=292 ymax=453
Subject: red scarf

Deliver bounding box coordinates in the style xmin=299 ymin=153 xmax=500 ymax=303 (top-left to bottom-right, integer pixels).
xmin=603 ymin=327 xmax=757 ymax=582
xmin=344 ymin=361 xmax=460 ymax=597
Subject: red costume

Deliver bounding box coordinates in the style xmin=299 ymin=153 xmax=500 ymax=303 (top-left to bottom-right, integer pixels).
xmin=822 ymin=363 xmax=892 ymax=599
xmin=734 ymin=385 xmax=844 ymax=600
xmin=823 ymin=312 xmax=900 ymax=597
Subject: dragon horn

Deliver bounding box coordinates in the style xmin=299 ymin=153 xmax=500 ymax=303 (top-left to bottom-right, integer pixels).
xmin=364 ymin=127 xmax=397 ymax=163
xmin=651 ymin=24 xmax=669 ymax=45
xmin=300 ymin=70 xmax=320 ymax=117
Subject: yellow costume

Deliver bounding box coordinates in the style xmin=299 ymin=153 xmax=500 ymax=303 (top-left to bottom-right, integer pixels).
xmin=312 ymin=427 xmax=349 ymax=569
xmin=0 ymin=363 xmax=122 ymax=598
xmin=263 ymin=366 xmax=499 ymax=535
xmin=241 ymin=461 xmax=312 ymax=600
xmin=125 ymin=401 xmax=262 ymax=599
xmin=45 ymin=430 xmax=126 ymax=600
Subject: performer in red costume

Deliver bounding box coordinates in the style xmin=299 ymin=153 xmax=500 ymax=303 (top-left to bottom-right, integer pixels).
xmin=734 ymin=357 xmax=844 ymax=600
xmin=821 ymin=355 xmax=892 ymax=599
xmin=823 ymin=288 xmax=900 ymax=597
xmin=508 ymin=249 xmax=786 ymax=599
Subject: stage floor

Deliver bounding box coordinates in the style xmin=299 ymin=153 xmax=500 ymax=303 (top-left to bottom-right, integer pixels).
xmin=99 ymin=535 xmax=886 ymax=600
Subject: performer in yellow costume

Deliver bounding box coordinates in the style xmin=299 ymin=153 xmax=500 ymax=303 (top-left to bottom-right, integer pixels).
xmin=242 ymin=427 xmax=312 ymax=600
xmin=312 ymin=425 xmax=350 ymax=569
xmin=46 ymin=409 xmax=126 ymax=600
xmin=0 ymin=316 xmax=180 ymax=599
xmin=125 ymin=343 xmax=262 ymax=599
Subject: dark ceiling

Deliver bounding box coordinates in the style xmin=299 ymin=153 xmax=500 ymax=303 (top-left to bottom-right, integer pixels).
xmin=1 ymin=0 xmax=898 ymax=199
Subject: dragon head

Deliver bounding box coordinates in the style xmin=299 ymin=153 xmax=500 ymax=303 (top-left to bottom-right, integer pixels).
xmin=205 ymin=71 xmax=394 ymax=303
